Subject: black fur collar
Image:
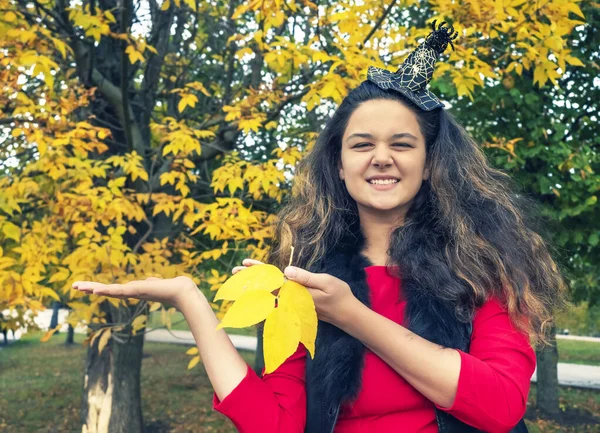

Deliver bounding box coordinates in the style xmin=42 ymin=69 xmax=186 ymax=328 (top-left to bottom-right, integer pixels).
xmin=306 ymin=220 xmax=471 ymax=410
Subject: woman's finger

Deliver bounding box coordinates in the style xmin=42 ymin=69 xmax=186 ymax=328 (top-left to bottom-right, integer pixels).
xmin=232 ymin=266 xmax=244 ymax=274
xmin=73 ymin=280 xmax=142 ymax=299
xmin=232 ymin=259 xmax=265 ymax=274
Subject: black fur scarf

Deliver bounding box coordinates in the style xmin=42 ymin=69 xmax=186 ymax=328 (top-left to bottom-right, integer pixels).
xmin=305 ymin=219 xmax=472 ymax=412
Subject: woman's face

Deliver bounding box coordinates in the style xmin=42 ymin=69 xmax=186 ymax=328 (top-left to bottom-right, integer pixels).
xmin=339 ymin=99 xmax=429 ymax=221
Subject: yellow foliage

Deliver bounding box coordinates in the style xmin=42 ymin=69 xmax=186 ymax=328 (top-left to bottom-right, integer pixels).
xmin=212 ymin=264 xmax=317 ymax=373
xmin=187 ymin=355 xmax=201 ymax=369
xmin=216 ymin=290 xmax=277 ymax=329
xmin=279 ymin=280 xmax=317 ymax=358
xmin=2 ymin=222 xmax=21 ymax=242
xmin=263 ymin=301 xmax=302 ymax=374
xmin=131 ymin=314 xmax=147 ymax=336
xmin=40 ymin=326 xmax=61 ymax=342
xmin=213 ymin=264 xmax=284 ymax=301
xmin=178 ymin=93 xmax=199 ymax=113
xmin=97 ymin=328 xmax=112 ymax=354
xmin=125 ymin=45 xmax=145 ymax=64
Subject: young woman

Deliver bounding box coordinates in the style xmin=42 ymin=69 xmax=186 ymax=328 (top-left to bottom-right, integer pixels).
xmin=73 ymin=22 xmax=567 ymax=433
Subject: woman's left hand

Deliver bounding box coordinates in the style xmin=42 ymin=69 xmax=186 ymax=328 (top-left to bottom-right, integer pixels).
xmin=283 ymin=266 xmax=357 ymax=326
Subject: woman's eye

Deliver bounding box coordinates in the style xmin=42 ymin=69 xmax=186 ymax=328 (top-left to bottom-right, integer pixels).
xmin=354 ymin=143 xmax=410 ymax=148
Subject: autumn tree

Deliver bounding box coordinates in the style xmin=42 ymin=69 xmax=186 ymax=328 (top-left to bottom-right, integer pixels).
xmin=0 ymin=0 xmax=589 ymax=431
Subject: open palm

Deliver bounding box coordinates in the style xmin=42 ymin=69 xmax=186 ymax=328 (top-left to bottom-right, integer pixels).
xmin=72 ymin=276 xmax=196 ymax=309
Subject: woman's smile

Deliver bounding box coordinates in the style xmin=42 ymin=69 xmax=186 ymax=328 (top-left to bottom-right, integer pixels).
xmin=367 ymin=179 xmax=400 ymax=191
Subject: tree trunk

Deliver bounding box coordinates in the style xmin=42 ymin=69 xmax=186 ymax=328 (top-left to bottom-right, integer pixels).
xmin=253 ymin=324 xmax=265 ymax=376
xmin=535 ymin=328 xmax=560 ymax=417
xmin=81 ymin=304 xmax=145 ymax=433
xmin=66 ymin=323 xmax=74 ymax=345
xmin=50 ymin=301 xmax=61 ymax=334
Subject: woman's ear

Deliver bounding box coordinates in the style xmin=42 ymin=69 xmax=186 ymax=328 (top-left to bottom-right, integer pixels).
xmin=338 ymin=163 xmax=345 ymax=181
xmin=423 ymin=167 xmax=430 ymax=181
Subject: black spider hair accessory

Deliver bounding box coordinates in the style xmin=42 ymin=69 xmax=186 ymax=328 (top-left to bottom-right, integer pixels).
xmin=367 ymin=20 xmax=458 ymax=111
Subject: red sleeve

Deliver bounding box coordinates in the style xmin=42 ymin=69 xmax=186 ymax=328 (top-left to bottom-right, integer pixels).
xmin=212 ymin=342 xmax=307 ymax=433
xmin=435 ymin=298 xmax=536 ymax=433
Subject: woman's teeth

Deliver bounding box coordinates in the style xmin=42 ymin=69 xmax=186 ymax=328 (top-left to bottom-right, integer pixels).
xmin=368 ymin=179 xmax=398 ymax=185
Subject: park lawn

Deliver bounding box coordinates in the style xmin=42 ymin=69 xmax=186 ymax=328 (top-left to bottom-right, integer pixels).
xmin=148 ymin=310 xmax=258 ymax=337
xmin=0 ymin=331 xmax=252 ymax=433
xmin=0 ymin=332 xmax=598 ymax=433
xmin=557 ymin=339 xmax=600 ymax=366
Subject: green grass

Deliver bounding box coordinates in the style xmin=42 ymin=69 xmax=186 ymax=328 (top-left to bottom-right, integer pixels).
xmin=0 ymin=331 xmax=255 ymax=433
xmin=2 ymin=331 xmax=596 ymax=432
xmin=527 ymin=384 xmax=600 ymax=433
xmin=148 ymin=310 xmax=258 ymax=337
xmin=557 ymin=339 xmax=600 ymax=366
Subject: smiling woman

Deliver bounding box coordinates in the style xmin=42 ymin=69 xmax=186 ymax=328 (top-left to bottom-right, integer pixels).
xmin=251 ymin=21 xmax=567 ymax=433
xmin=339 ymin=99 xmax=429 ymax=233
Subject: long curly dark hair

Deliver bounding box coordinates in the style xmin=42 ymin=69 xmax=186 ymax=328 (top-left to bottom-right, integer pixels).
xmin=265 ymin=80 xmax=567 ymax=344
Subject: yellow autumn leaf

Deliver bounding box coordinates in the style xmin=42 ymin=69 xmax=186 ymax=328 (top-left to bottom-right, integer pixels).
xmin=87 ymin=329 xmax=102 ymax=348
xmin=186 ymin=81 xmax=211 ymax=96
xmin=279 ymin=280 xmax=317 ymax=358
xmin=97 ymin=328 xmax=112 ymax=354
xmin=40 ymin=287 xmax=61 ymax=302
xmin=188 ymin=355 xmax=201 ymax=369
xmin=131 ymin=314 xmax=147 ymax=335
xmin=2 ymin=222 xmax=21 ymax=242
xmin=51 ymin=37 xmax=71 ymax=59
xmin=186 ymin=347 xmax=199 ymax=355
xmin=40 ymin=326 xmax=60 ymax=342
xmin=161 ymin=0 xmax=170 ymax=10
xmin=565 ymin=56 xmax=584 ymax=67
xmin=565 ymin=2 xmax=585 ymax=18
xmin=182 ymin=0 xmax=196 ymax=11
xmin=104 ymin=296 xmax=122 ymax=308
xmin=263 ymin=302 xmax=302 ymax=374
xmin=104 ymin=10 xmax=116 ymax=23
xmin=213 ymin=264 xmax=284 ymax=301
xmin=125 ymin=45 xmax=145 ymax=64
xmin=216 ymin=289 xmax=276 ymax=330
xmin=4 ymin=11 xmax=17 ymax=22
xmin=49 ymin=267 xmax=70 ymax=283
xmin=178 ymin=93 xmax=198 ymax=113
xmin=149 ymin=301 xmax=162 ymax=312
xmin=239 ymin=117 xmax=262 ymax=133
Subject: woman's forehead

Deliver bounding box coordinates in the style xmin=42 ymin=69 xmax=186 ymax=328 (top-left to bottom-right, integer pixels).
xmin=343 ymin=100 xmax=422 ymax=141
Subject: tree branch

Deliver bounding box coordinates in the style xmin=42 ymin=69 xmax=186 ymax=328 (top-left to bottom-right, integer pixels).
xmin=121 ymin=0 xmax=134 ymax=150
xmin=359 ymin=0 xmax=399 ymax=49
xmin=89 ymin=67 xmax=145 ymax=154
xmin=140 ymin=3 xmax=175 ymax=134
xmin=0 ymin=117 xmax=47 ymax=127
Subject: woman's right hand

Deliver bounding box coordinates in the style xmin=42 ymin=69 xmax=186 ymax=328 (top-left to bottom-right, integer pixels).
xmin=231 ymin=258 xmax=264 ymax=275
xmin=72 ymin=276 xmax=198 ymax=310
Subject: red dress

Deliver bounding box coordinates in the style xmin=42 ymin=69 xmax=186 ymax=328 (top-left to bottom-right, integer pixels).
xmin=213 ymin=265 xmax=536 ymax=433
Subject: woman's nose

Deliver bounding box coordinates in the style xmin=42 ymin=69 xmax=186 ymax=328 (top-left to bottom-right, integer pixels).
xmin=372 ymin=145 xmax=393 ymax=167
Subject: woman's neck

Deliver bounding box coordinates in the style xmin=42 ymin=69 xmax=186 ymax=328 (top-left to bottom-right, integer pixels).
xmin=359 ymin=215 xmax=401 ymax=266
